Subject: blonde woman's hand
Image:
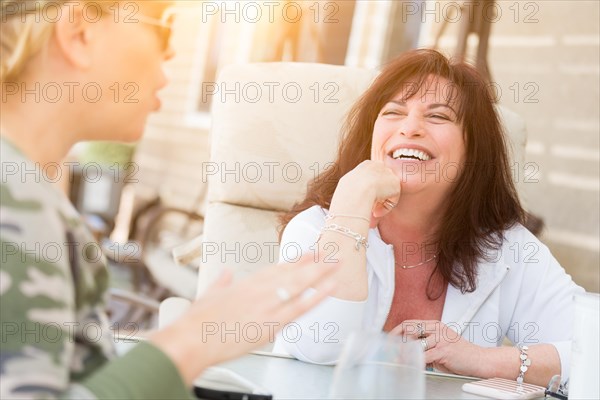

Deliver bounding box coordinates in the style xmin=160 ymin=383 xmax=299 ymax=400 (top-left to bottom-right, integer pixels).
xmin=333 ymin=160 xmax=401 ymax=227
xmin=150 ymin=256 xmax=339 ymax=385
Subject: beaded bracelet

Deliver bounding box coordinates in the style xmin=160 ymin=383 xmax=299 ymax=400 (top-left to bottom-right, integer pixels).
xmin=516 ymin=344 xmax=531 ymax=385
xmin=317 ymin=223 xmax=368 ymax=251
xmin=325 ymin=212 xmax=370 ymax=224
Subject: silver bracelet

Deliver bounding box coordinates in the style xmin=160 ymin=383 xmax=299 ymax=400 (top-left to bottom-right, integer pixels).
xmin=317 ymin=224 xmax=368 ymax=251
xmin=516 ymin=344 xmax=531 ymax=385
xmin=325 ymin=213 xmax=370 ymax=224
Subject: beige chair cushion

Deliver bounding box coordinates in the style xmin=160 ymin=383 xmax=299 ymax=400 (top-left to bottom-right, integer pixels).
xmin=207 ymin=62 xmax=378 ymax=211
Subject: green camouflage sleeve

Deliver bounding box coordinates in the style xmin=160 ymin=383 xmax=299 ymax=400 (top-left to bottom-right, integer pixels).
xmin=1 ymin=225 xmax=193 ymax=399
xmin=1 ymin=142 xmax=192 ymax=399
xmin=1 ymin=179 xmax=110 ymax=399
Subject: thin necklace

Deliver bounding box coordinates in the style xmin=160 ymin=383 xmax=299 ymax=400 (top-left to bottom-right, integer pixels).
xmin=395 ymin=254 xmax=437 ymax=269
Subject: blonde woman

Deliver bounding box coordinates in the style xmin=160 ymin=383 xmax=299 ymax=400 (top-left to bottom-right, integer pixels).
xmin=0 ymin=1 xmax=339 ymax=398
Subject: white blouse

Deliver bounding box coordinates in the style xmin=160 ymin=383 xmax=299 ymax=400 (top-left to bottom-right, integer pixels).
xmin=274 ymin=205 xmax=585 ymax=381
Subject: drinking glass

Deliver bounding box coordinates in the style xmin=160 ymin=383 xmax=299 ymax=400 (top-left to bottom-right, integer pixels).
xmin=329 ymin=330 xmax=425 ymax=399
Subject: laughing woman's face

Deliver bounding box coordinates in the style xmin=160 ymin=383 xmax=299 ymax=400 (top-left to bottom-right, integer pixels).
xmin=371 ymin=76 xmax=466 ymax=199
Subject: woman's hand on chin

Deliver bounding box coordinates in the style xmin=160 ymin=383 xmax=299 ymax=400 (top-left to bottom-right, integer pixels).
xmin=333 ymin=160 xmax=401 ymax=228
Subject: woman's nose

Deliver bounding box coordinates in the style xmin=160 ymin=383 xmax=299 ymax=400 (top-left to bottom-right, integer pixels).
xmin=157 ymin=66 xmax=170 ymax=90
xmin=397 ymin=112 xmax=424 ymax=137
xmin=163 ymin=45 xmax=176 ymax=61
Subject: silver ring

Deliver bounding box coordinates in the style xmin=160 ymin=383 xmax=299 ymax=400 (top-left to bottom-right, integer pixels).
xmin=417 ymin=323 xmax=426 ymax=338
xmin=383 ymin=199 xmax=397 ymax=210
xmin=276 ymin=287 xmax=291 ymax=302
xmin=420 ymin=338 xmax=429 ymax=352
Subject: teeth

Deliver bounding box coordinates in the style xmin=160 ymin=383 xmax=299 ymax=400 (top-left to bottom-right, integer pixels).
xmin=391 ymin=148 xmax=432 ymax=161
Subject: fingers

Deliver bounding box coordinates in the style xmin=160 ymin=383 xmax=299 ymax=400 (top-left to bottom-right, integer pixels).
xmin=419 ymin=335 xmax=435 ymax=353
xmin=371 ymin=196 xmax=400 ymax=221
xmin=200 ymin=268 xmax=234 ymax=298
xmin=216 ymin=257 xmax=340 ymax=345
xmin=186 ymin=259 xmax=339 ymax=337
xmin=272 ymin=278 xmax=338 ymax=325
xmin=234 ymin=255 xmax=340 ymax=317
xmin=382 ymin=199 xmax=398 ymax=211
xmin=267 ymin=255 xmax=340 ymax=300
xmin=393 ymin=321 xmax=474 ymax=377
xmin=423 ymin=347 xmax=453 ymax=375
xmin=424 ymin=346 xmax=440 ymax=364
xmin=262 ymin=256 xmax=341 ymax=325
xmin=212 ymin=268 xmax=234 ymax=289
xmin=369 ymin=214 xmax=377 ymax=229
xmin=389 ymin=324 xmax=404 ymax=336
xmin=347 ymin=160 xmax=401 ymax=225
xmin=394 ymin=320 xmax=440 ymax=339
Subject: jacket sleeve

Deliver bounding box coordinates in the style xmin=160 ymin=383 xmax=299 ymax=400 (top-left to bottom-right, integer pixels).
xmin=274 ymin=206 xmax=368 ymax=364
xmin=0 ymin=176 xmax=193 ymax=400
xmin=80 ymin=341 xmax=194 ymax=400
xmin=502 ymin=226 xmax=585 ymax=382
xmin=0 ymin=238 xmax=194 ymax=400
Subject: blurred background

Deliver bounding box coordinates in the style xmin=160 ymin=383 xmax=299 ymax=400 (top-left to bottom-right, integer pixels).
xmin=67 ymin=0 xmax=598 ymax=324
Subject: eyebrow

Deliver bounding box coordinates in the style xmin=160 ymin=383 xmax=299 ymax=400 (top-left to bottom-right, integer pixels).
xmin=387 ymin=100 xmax=457 ymax=115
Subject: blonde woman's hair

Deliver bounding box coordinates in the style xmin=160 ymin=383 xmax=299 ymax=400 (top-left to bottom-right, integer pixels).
xmin=0 ymin=1 xmax=112 ymax=83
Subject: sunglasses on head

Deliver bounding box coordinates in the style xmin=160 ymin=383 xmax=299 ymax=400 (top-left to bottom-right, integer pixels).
xmin=135 ymin=11 xmax=175 ymax=53
xmin=105 ymin=7 xmax=175 ymax=53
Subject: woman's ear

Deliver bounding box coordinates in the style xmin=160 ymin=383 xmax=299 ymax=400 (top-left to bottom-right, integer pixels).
xmin=52 ymin=3 xmax=100 ymax=70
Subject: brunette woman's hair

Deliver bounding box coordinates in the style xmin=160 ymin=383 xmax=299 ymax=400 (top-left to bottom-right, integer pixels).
xmin=279 ymin=49 xmax=524 ymax=295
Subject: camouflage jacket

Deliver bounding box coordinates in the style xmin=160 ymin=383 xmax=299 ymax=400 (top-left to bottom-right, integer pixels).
xmin=1 ymin=138 xmax=192 ymax=399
